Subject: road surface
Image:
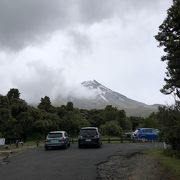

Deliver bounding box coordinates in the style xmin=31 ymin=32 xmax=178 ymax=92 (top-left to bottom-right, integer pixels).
xmin=0 ymin=143 xmax=161 ymax=180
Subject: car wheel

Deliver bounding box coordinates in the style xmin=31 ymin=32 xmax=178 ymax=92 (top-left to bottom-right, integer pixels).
xmin=97 ymin=143 xmax=101 ymax=148
xmin=78 ymin=144 xmax=82 ymax=148
xmin=63 ymin=143 xmax=68 ymax=149
xmin=141 ymin=137 xmax=146 ymax=142
xmin=45 ymin=146 xmax=49 ymax=151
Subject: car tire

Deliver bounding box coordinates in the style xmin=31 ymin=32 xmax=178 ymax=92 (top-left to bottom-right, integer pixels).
xmin=97 ymin=143 xmax=101 ymax=148
xmin=78 ymin=144 xmax=82 ymax=148
xmin=63 ymin=143 xmax=68 ymax=149
xmin=45 ymin=146 xmax=49 ymax=151
xmin=141 ymin=137 xmax=146 ymax=142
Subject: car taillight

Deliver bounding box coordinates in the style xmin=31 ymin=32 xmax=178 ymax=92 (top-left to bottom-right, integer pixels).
xmin=61 ymin=137 xmax=66 ymax=142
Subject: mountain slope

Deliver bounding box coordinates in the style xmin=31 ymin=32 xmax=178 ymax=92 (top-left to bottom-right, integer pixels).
xmin=54 ymin=80 xmax=159 ymax=117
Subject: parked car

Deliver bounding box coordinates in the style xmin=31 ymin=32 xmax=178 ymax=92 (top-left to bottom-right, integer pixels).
xmin=78 ymin=127 xmax=102 ymax=148
xmin=132 ymin=128 xmax=159 ymax=142
xmin=44 ymin=131 xmax=70 ymax=150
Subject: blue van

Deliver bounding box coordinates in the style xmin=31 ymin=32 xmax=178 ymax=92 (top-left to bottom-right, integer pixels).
xmin=132 ymin=128 xmax=159 ymax=141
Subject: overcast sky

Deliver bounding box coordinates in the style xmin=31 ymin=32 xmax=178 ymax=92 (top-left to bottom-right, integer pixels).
xmin=0 ymin=0 xmax=174 ymax=105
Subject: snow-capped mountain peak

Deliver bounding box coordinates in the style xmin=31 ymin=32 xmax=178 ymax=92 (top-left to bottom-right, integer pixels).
xmin=81 ymin=80 xmax=127 ymax=102
xmin=55 ymin=80 xmax=158 ymax=117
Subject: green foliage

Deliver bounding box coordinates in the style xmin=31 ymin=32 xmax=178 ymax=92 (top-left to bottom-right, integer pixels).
xmin=84 ymin=109 xmax=105 ymax=128
xmin=0 ymin=95 xmax=9 ymax=108
xmin=66 ymin=102 xmax=74 ymax=111
xmin=129 ymin=116 xmax=144 ymax=130
xmin=60 ymin=111 xmax=90 ymax=136
xmin=10 ymin=99 xmax=28 ymax=118
xmin=38 ymin=96 xmax=55 ymax=113
xmin=7 ymin=88 xmax=20 ymax=100
xmin=154 ymin=105 xmax=180 ymax=151
xmin=143 ymin=118 xmax=158 ymax=128
xmin=155 ymin=0 xmax=180 ymax=99
xmin=100 ymin=121 xmax=123 ymax=137
xmin=104 ymin=105 xmax=118 ymax=122
xmin=0 ymin=89 xmax=142 ymax=141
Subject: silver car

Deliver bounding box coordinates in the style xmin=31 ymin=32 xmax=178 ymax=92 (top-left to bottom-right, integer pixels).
xmin=45 ymin=131 xmax=70 ymax=150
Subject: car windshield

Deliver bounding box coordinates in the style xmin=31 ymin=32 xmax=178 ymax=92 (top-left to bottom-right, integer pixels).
xmin=80 ymin=129 xmax=98 ymax=136
xmin=48 ymin=133 xmax=62 ymax=138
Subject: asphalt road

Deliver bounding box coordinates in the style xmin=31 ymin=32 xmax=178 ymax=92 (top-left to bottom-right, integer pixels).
xmin=0 ymin=143 xmax=161 ymax=180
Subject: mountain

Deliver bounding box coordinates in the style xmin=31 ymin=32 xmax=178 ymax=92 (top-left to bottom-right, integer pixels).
xmin=54 ymin=80 xmax=159 ymax=117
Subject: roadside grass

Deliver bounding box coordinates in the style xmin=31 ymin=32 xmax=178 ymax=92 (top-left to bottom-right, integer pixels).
xmin=146 ymin=149 xmax=180 ymax=178
xmin=0 ymin=140 xmax=44 ymax=158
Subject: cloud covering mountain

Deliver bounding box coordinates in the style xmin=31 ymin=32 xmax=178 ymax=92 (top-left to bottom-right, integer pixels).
xmin=54 ymin=80 xmax=159 ymax=117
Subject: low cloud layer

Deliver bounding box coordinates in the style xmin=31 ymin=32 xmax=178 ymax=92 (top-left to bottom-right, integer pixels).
xmin=10 ymin=61 xmax=97 ymax=104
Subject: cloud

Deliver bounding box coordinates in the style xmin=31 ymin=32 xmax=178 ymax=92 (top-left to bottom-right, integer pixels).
xmin=0 ymin=0 xmax=173 ymax=105
xmin=0 ymin=0 xmax=171 ymax=51
xmin=0 ymin=0 xmax=77 ymax=51
xmin=10 ymin=60 xmax=96 ymax=104
xmin=68 ymin=29 xmax=92 ymax=53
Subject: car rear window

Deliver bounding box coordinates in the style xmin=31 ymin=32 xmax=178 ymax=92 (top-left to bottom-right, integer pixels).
xmin=142 ymin=129 xmax=153 ymax=133
xmin=80 ymin=129 xmax=98 ymax=136
xmin=48 ymin=133 xmax=62 ymax=138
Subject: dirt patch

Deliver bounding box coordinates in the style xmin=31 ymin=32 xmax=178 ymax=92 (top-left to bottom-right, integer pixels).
xmin=97 ymin=151 xmax=176 ymax=180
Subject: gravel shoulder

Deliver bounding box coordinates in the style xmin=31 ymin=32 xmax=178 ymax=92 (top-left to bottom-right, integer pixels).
xmin=97 ymin=148 xmax=177 ymax=180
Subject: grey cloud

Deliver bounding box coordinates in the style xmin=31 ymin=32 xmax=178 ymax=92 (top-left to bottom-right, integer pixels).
xmin=78 ymin=0 xmax=164 ymax=24
xmin=13 ymin=61 xmax=65 ymax=103
xmin=0 ymin=0 xmax=77 ymax=51
xmin=0 ymin=0 xmax=169 ymax=51
xmin=78 ymin=0 xmax=115 ymax=24
xmin=68 ymin=30 xmax=92 ymax=52
xmin=13 ymin=61 xmax=96 ymax=104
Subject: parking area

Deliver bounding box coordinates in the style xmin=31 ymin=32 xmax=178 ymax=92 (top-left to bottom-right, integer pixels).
xmin=0 ymin=143 xmax=162 ymax=180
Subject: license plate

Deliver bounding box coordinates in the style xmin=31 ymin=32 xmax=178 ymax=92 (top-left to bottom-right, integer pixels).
xmin=86 ymin=139 xmax=91 ymax=142
xmin=51 ymin=140 xmax=58 ymax=143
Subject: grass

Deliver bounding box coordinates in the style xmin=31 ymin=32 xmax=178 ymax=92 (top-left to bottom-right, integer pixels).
xmin=146 ymin=149 xmax=180 ymax=178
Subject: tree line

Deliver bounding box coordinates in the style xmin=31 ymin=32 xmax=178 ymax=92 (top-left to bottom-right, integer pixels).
xmin=0 ymin=88 xmax=159 ymax=141
xmin=0 ymin=88 xmax=179 ymax=155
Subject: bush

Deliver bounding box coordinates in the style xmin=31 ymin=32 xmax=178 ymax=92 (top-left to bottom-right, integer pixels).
xmin=157 ymin=105 xmax=180 ymax=151
xmin=100 ymin=121 xmax=123 ymax=137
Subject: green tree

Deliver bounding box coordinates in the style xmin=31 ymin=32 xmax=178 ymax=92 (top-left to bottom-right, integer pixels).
xmin=100 ymin=121 xmax=123 ymax=137
xmin=10 ymin=99 xmax=28 ymax=118
xmin=85 ymin=109 xmax=105 ymax=127
xmin=7 ymin=88 xmax=20 ymax=100
xmin=143 ymin=118 xmax=158 ymax=128
xmin=117 ymin=110 xmax=126 ymax=129
xmin=104 ymin=105 xmax=119 ymax=122
xmin=157 ymin=105 xmax=180 ymax=151
xmin=66 ymin=102 xmax=74 ymax=111
xmin=155 ymin=0 xmax=180 ymax=99
xmin=0 ymin=95 xmax=9 ymax=109
xmin=60 ymin=111 xmax=90 ymax=136
xmin=129 ymin=116 xmax=144 ymax=131
xmin=38 ymin=96 xmax=54 ymax=113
